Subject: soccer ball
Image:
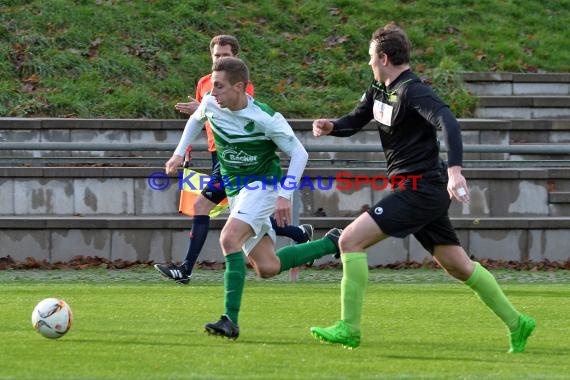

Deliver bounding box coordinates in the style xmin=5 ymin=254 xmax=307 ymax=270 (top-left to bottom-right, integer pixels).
xmin=31 ymin=298 xmax=73 ymax=339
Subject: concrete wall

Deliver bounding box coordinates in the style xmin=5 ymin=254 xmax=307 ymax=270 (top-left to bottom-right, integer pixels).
xmin=0 ymin=217 xmax=568 ymax=266
xmin=2 ymin=118 xmax=570 ymax=161
xmin=1 ymin=167 xmax=568 ymax=218
xmin=1 ymin=70 xmax=570 ymax=265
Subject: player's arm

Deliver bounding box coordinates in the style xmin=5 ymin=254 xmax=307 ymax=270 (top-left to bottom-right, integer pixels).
xmin=437 ymin=109 xmax=469 ymax=203
xmin=269 ymin=114 xmax=309 ymax=226
xmin=275 ymin=141 xmax=308 ymax=227
xmin=175 ymin=76 xmax=206 ymax=115
xmin=412 ymin=85 xmax=470 ymax=203
xmin=174 ymin=96 xmax=199 ymax=115
xmin=165 ymin=110 xmax=205 ymax=175
xmin=313 ymin=88 xmax=374 ymax=137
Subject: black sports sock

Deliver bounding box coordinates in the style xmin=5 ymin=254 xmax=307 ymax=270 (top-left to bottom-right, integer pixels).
xmin=183 ymin=215 xmax=210 ymax=273
xmin=270 ymin=217 xmax=306 ymax=243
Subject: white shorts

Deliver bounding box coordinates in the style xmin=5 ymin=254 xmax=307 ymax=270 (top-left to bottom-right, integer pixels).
xmin=228 ymin=181 xmax=278 ymax=255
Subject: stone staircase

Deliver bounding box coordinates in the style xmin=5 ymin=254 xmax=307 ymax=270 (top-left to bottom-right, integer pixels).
xmin=464 ymin=72 xmax=570 ymax=118
xmin=0 ymin=73 xmax=569 ymax=266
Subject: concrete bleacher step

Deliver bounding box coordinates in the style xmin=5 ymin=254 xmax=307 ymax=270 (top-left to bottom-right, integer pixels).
xmin=548 ymin=191 xmax=570 ymax=216
xmin=1 ymin=117 xmax=569 ymax=165
xmin=2 ymin=164 xmax=569 ymax=264
xmin=1 ymin=72 xmax=569 ymax=265
xmin=463 ymin=72 xmax=570 ymax=96
xmin=463 ymin=72 xmax=570 ymax=119
xmin=2 ymin=167 xmax=569 ymax=219
xmin=0 ymin=216 xmax=568 ymax=266
xmin=475 ymin=96 xmax=570 ymax=119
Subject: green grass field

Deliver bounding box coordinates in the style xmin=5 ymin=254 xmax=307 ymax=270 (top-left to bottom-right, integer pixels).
xmin=2 ymin=1 xmax=569 ymax=118
xmin=1 ymin=268 xmax=569 ymax=380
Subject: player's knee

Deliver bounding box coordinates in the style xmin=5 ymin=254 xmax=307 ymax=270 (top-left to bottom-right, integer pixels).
xmin=257 ymin=265 xmax=279 ymax=278
xmin=251 ymin=257 xmax=280 ymax=278
xmin=338 ymin=233 xmax=362 ymax=252
xmin=444 ymin=265 xmax=471 ymax=282
xmin=434 ymin=246 xmax=473 ymax=281
xmin=193 ymin=195 xmax=215 ymax=214
xmin=449 ymin=260 xmax=475 ymax=281
xmin=219 ymin=233 xmax=240 ymax=253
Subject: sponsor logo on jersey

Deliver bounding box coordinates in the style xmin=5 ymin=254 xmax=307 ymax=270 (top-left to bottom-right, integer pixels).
xmin=222 ymin=148 xmax=258 ymax=165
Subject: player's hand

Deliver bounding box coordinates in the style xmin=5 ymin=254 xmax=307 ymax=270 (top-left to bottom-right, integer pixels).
xmin=175 ymin=96 xmax=199 ymax=115
xmin=273 ymin=196 xmax=292 ymax=227
xmin=447 ymin=166 xmax=470 ymax=203
xmin=165 ymin=155 xmax=184 ymax=176
xmin=312 ymin=119 xmax=334 ymax=137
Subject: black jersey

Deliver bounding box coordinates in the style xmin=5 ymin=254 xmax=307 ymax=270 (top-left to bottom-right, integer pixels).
xmin=331 ymin=69 xmax=463 ymax=179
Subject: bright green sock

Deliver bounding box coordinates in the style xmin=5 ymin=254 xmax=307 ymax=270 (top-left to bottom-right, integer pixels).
xmin=276 ymin=237 xmax=337 ymax=272
xmin=465 ymin=262 xmax=520 ymax=330
xmin=341 ymin=253 xmax=368 ymax=332
xmin=223 ymin=251 xmax=246 ymax=325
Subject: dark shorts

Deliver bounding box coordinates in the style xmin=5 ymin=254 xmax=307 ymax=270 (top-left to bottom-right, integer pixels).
xmin=201 ymin=152 xmax=227 ymax=204
xmin=367 ymin=175 xmax=460 ymax=254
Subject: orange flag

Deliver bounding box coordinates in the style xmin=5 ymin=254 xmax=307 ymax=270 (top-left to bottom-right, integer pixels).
xmin=178 ymin=168 xmax=228 ymax=218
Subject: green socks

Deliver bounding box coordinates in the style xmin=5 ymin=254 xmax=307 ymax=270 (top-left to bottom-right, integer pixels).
xmin=465 ymin=262 xmax=520 ymax=331
xmin=341 ymin=253 xmax=368 ymax=332
xmin=223 ymin=251 xmax=246 ymax=325
xmin=277 ymin=237 xmax=337 ymax=272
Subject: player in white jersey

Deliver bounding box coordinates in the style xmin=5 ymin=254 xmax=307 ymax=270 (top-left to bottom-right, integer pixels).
xmin=153 ymin=35 xmax=314 ymax=287
xmin=154 ymin=34 xmax=314 ymax=285
xmin=165 ymin=57 xmax=341 ymax=339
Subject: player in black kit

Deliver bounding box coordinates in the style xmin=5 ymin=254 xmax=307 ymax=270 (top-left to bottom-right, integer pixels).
xmin=309 ymin=23 xmax=535 ymax=352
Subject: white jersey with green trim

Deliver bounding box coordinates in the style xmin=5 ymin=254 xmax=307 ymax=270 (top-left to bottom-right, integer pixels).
xmin=174 ymin=94 xmax=306 ymax=197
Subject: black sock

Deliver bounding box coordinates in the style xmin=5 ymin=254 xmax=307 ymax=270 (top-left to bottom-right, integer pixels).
xmin=270 ymin=217 xmax=306 ymax=243
xmin=183 ymin=215 xmax=210 ymax=273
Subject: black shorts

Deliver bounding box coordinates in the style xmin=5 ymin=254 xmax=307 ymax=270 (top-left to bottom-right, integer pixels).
xmin=367 ymin=175 xmax=460 ymax=254
xmin=201 ymin=152 xmax=227 ymax=204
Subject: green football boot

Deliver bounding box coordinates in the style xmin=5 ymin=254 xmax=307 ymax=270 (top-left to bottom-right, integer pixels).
xmin=508 ymin=314 xmax=536 ymax=353
xmin=310 ymin=320 xmax=361 ymax=349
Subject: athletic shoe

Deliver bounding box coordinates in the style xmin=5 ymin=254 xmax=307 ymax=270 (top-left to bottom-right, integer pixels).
xmin=204 ymin=314 xmax=239 ymax=340
xmin=153 ymin=263 xmax=190 ymax=285
xmin=310 ymin=320 xmax=361 ymax=349
xmin=325 ymin=228 xmax=343 ymax=258
xmin=298 ymin=224 xmax=314 ymax=243
xmin=508 ymin=314 xmax=536 ymax=353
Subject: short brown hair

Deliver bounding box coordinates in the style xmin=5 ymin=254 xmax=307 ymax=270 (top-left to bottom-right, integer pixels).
xmin=212 ymin=57 xmax=249 ymax=87
xmin=371 ymin=23 xmax=411 ymax=66
xmin=210 ymin=35 xmax=241 ymax=56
